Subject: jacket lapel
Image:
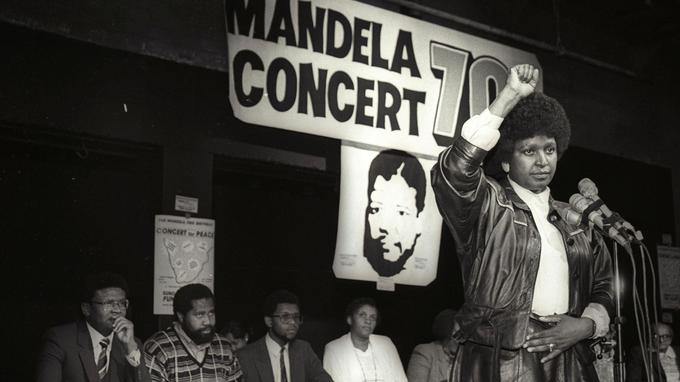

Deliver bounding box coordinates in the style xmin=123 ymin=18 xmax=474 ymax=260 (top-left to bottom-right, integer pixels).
xmin=500 ymin=178 xmax=531 ymax=212
xmin=77 ymin=321 xmax=100 ymax=382
xmin=254 ymin=338 xmax=275 ymax=382
xmin=288 ymin=340 xmax=305 ymax=382
xmin=109 ymin=337 xmax=128 ymax=381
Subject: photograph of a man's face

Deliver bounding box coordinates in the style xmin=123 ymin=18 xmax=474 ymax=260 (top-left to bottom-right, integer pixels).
xmin=333 ymin=144 xmax=442 ymax=286
xmin=363 ymin=149 xmax=425 ymax=277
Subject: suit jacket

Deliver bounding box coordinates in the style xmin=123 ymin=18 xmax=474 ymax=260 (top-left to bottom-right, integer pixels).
xmin=324 ymin=333 xmax=406 ymax=382
xmin=627 ymin=345 xmax=680 ymax=382
xmin=237 ymin=336 xmax=332 ymax=382
xmin=406 ymin=342 xmax=454 ymax=382
xmin=36 ymin=320 xmax=150 ymax=382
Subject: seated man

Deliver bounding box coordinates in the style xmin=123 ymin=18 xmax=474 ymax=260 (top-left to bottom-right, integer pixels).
xmin=407 ymin=308 xmax=460 ymax=382
xmin=627 ymin=322 xmax=679 ymax=382
xmin=237 ymin=289 xmax=332 ymax=382
xmin=323 ymin=297 xmax=407 ymax=382
xmin=144 ymin=283 xmax=242 ymax=381
xmin=36 ymin=271 xmax=149 ymax=382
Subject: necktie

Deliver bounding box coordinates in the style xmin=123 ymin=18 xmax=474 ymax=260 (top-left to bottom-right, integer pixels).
xmin=97 ymin=338 xmax=110 ymax=380
xmin=280 ymin=346 xmax=288 ymax=382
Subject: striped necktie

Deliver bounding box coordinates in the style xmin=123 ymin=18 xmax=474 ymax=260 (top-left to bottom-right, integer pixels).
xmin=280 ymin=346 xmax=288 ymax=382
xmin=97 ymin=338 xmax=110 ymax=380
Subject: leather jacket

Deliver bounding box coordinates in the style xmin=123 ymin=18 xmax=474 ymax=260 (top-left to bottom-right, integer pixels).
xmin=431 ymin=137 xmax=614 ymax=351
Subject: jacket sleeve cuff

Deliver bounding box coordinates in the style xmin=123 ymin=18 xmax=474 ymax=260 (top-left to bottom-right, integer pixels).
xmin=447 ymin=137 xmax=489 ymax=174
xmin=125 ymin=349 xmax=141 ymax=367
xmin=581 ymin=303 xmax=610 ymax=338
xmin=460 ymin=109 xmax=503 ymax=151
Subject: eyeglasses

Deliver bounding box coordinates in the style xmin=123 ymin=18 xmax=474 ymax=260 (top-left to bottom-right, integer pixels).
xmin=658 ymin=334 xmax=673 ymax=340
xmin=272 ymin=313 xmax=303 ymax=324
xmin=91 ymin=298 xmax=129 ymax=311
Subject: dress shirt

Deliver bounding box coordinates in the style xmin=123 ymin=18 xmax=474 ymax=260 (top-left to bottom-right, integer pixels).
xmin=86 ymin=322 xmax=141 ymax=367
xmin=87 ymin=322 xmax=114 ymax=371
xmin=265 ymin=333 xmax=291 ymax=382
xmin=661 ymin=347 xmax=680 ymax=381
xmin=509 ymin=178 xmax=569 ymax=315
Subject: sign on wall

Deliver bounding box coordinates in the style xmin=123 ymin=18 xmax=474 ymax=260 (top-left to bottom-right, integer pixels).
xmin=226 ymin=0 xmax=540 ymax=287
xmin=225 ymin=0 xmax=541 ymax=156
xmin=154 ymin=215 xmax=215 ymax=314
xmin=658 ymin=245 xmax=680 ymax=310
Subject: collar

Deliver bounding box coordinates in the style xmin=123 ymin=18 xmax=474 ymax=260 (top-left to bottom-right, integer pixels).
xmin=502 ymin=177 xmax=561 ymax=218
xmin=508 ymin=177 xmax=551 ymax=206
xmin=265 ymin=332 xmax=288 ymax=355
xmin=86 ymin=321 xmax=114 ymax=349
xmin=664 ymin=346 xmax=677 ymax=359
xmin=86 ymin=321 xmax=114 ymax=361
xmin=173 ymin=322 xmax=211 ymax=352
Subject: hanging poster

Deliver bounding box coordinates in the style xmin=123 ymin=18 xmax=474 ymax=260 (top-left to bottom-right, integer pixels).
xmin=658 ymin=245 xmax=680 ymax=310
xmin=333 ymin=143 xmax=441 ymax=286
xmin=154 ymin=215 xmax=215 ymax=314
xmin=226 ymin=0 xmax=541 ymax=156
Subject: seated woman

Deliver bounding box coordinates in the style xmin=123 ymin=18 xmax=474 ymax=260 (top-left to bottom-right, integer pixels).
xmin=407 ymin=309 xmax=460 ymax=382
xmin=323 ymin=297 xmax=407 ymax=382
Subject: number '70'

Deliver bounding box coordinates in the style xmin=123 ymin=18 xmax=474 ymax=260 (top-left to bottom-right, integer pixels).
xmin=430 ymin=42 xmax=513 ymax=146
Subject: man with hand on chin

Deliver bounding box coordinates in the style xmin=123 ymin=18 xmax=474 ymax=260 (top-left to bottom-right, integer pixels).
xmin=36 ymin=271 xmax=149 ymax=382
xmin=144 ymin=283 xmax=242 ymax=382
xmin=237 ymin=290 xmax=332 ymax=382
xmin=431 ymin=64 xmax=613 ymax=381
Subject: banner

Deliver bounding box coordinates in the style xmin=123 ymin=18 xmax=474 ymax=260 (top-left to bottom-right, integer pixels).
xmin=333 ymin=144 xmax=441 ymax=286
xmin=154 ymin=215 xmax=215 ymax=314
xmin=226 ymin=0 xmax=541 ymax=156
xmin=226 ymin=0 xmax=541 ymax=287
xmin=658 ymin=245 xmax=680 ymax=310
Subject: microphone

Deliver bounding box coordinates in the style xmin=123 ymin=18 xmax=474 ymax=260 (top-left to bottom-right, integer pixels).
xmin=569 ymin=193 xmax=630 ymax=247
xmin=578 ymin=178 xmax=643 ymax=242
xmin=577 ymin=178 xmax=614 ymax=217
xmin=555 ymin=204 xmax=582 ymax=226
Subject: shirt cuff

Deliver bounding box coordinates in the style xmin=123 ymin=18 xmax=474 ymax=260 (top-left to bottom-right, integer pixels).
xmin=460 ymin=109 xmax=504 ymax=151
xmin=125 ymin=349 xmax=141 ymax=367
xmin=581 ymin=303 xmax=610 ymax=338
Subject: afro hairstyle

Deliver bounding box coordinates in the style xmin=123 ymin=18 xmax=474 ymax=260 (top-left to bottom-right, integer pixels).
xmin=495 ymin=92 xmax=571 ymax=165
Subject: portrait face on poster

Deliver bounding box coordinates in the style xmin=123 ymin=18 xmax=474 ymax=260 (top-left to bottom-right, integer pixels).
xmin=334 ymin=144 xmax=442 ymax=286
xmin=364 ymin=149 xmax=426 ymax=277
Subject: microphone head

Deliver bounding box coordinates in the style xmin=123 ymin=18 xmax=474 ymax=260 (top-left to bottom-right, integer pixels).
xmin=578 ymin=178 xmax=599 ymax=198
xmin=555 ymin=205 xmax=581 ymax=226
xmin=569 ymin=193 xmax=590 ymax=212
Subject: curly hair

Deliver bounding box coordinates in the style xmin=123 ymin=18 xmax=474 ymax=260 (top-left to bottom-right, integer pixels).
xmin=173 ymin=283 xmax=214 ymax=316
xmin=431 ymin=308 xmax=457 ymax=342
xmin=345 ymin=297 xmax=380 ymax=326
xmin=262 ymin=289 xmax=300 ymax=316
xmin=495 ymin=92 xmax=571 ymax=164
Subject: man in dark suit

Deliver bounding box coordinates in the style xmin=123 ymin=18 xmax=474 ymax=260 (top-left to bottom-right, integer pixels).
xmin=237 ymin=290 xmax=332 ymax=382
xmin=36 ymin=271 xmax=149 ymax=382
xmin=627 ymin=322 xmax=680 ymax=382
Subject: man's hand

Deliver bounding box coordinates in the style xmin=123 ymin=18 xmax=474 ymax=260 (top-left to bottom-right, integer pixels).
xmin=113 ymin=317 xmax=139 ymax=354
xmin=488 ymin=64 xmax=539 ymax=118
xmin=522 ymin=315 xmax=594 ymax=363
xmin=507 ymin=64 xmax=539 ymax=98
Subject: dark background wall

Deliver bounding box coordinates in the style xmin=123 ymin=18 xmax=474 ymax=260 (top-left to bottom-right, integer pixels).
xmin=1 ymin=0 xmax=678 ymax=380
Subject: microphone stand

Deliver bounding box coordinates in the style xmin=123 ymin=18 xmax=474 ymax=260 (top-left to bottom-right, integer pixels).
xmin=612 ymin=243 xmax=625 ymax=382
